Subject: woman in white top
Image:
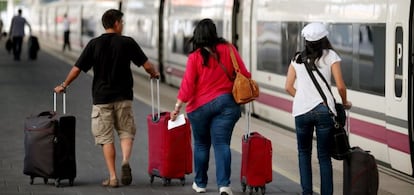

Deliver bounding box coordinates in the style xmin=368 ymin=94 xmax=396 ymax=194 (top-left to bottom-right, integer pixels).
xmin=285 ymin=22 xmax=352 ymax=195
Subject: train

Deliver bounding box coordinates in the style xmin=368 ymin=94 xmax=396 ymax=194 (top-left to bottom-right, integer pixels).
xmin=28 ymin=0 xmax=414 ymax=177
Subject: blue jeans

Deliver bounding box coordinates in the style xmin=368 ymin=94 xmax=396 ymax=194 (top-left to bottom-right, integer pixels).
xmin=295 ymin=104 xmax=333 ymax=195
xmin=187 ymin=94 xmax=241 ymax=188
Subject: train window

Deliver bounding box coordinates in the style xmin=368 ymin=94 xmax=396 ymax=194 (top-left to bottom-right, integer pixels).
xmin=81 ymin=17 xmax=96 ymax=38
xmin=170 ymin=19 xmax=223 ymax=55
xmin=170 ymin=19 xmax=196 ymax=55
xmin=256 ymin=22 xmax=301 ymax=75
xmin=329 ymin=23 xmax=385 ymax=96
xmin=134 ymin=18 xmax=155 ymax=48
xmin=357 ymin=24 xmax=386 ymax=95
xmin=329 ymin=24 xmax=354 ymax=87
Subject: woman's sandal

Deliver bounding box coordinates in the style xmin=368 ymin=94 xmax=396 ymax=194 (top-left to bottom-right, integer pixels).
xmin=102 ymin=178 xmax=119 ymax=188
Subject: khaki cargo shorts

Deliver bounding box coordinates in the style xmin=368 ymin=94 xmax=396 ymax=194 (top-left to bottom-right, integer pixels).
xmin=91 ymin=100 xmax=136 ymax=145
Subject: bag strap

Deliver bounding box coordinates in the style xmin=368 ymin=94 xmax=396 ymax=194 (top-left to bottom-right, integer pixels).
xmin=301 ymin=53 xmax=339 ymax=122
xmin=301 ymin=53 xmax=337 ymax=105
xmin=204 ymin=46 xmax=234 ymax=81
xmin=313 ymin=64 xmax=336 ymax=102
xmin=302 ymin=55 xmax=328 ymax=104
xmin=228 ymin=44 xmax=240 ymax=72
xmin=302 ymin=53 xmax=349 ymax=129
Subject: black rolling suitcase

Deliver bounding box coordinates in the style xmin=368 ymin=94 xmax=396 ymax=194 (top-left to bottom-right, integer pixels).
xmin=5 ymin=38 xmax=12 ymax=53
xmin=28 ymin=35 xmax=40 ymax=60
xmin=343 ymin=146 xmax=379 ymax=195
xmin=342 ymin=112 xmax=379 ymax=195
xmin=23 ymin=92 xmax=76 ymax=187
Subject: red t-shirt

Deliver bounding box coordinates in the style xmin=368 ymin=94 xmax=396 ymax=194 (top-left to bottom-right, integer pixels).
xmin=178 ymin=43 xmax=251 ymax=113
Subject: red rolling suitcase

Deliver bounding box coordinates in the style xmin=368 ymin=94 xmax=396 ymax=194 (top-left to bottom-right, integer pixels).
xmin=147 ymin=79 xmax=192 ymax=185
xmin=241 ymin=104 xmax=272 ymax=195
xmin=23 ymin=92 xmax=76 ymax=187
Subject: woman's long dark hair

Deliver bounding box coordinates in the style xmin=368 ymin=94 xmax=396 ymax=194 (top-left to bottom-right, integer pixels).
xmin=189 ymin=18 xmax=227 ymax=66
xmin=297 ymin=37 xmax=335 ymax=68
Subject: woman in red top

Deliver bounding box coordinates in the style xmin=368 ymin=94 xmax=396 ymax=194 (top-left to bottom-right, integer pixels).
xmin=170 ymin=19 xmax=251 ymax=195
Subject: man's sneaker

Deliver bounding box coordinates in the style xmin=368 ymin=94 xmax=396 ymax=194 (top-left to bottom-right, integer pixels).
xmin=121 ymin=163 xmax=132 ymax=185
xmin=192 ymin=182 xmax=206 ymax=193
xmin=219 ymin=186 xmax=233 ymax=195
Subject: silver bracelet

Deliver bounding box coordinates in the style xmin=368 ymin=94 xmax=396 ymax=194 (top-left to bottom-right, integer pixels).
xmin=60 ymin=82 xmax=67 ymax=89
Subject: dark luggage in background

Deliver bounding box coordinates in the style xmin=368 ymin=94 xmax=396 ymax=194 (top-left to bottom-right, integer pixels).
xmin=147 ymin=79 xmax=192 ymax=185
xmin=28 ymin=35 xmax=40 ymax=60
xmin=241 ymin=104 xmax=272 ymax=195
xmin=343 ymin=146 xmax=379 ymax=195
xmin=23 ymin=92 xmax=76 ymax=187
xmin=5 ymin=38 xmax=12 ymax=53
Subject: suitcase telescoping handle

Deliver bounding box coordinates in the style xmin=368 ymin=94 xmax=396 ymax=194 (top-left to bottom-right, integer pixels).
xmin=150 ymin=78 xmax=160 ymax=121
xmin=53 ymin=92 xmax=66 ymax=114
xmin=244 ymin=102 xmax=252 ymax=139
xmin=345 ymin=109 xmax=350 ymax=136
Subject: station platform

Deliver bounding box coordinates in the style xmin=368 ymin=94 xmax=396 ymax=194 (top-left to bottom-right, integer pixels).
xmin=0 ymin=36 xmax=413 ymax=195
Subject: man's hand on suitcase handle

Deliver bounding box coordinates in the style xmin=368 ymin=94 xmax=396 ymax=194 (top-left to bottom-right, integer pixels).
xmin=150 ymin=71 xmax=160 ymax=79
xmin=54 ymin=82 xmax=67 ymax=93
xmin=54 ymin=66 xmax=81 ymax=94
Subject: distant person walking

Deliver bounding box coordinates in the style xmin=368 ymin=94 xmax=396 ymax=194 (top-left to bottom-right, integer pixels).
xmin=62 ymin=13 xmax=71 ymax=51
xmin=0 ymin=19 xmax=3 ymax=40
xmin=54 ymin=9 xmax=159 ymax=188
xmin=9 ymin=9 xmax=31 ymax=61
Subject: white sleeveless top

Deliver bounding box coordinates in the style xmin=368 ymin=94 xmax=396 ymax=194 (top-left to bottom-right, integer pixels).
xmin=291 ymin=49 xmax=341 ymax=117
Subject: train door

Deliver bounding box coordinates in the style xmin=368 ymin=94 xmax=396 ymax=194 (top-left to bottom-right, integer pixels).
xmin=409 ymin=2 xmax=414 ymax=176
xmin=159 ymin=0 xmax=165 ymax=82
xmin=79 ymin=5 xmax=84 ymax=48
xmin=237 ymin=0 xmax=252 ymax=72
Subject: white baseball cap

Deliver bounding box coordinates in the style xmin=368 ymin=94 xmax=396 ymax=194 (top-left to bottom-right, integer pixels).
xmin=301 ymin=22 xmax=329 ymax=41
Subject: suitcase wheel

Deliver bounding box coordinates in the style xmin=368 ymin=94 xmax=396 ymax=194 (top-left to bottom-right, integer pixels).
xmin=241 ymin=183 xmax=247 ymax=192
xmin=54 ymin=178 xmax=74 ymax=187
xmin=29 ymin=176 xmax=48 ymax=185
xmin=54 ymin=179 xmax=60 ymax=187
xmin=260 ymin=186 xmax=266 ymax=195
xmin=69 ymin=178 xmax=74 ymax=186
xmin=248 ymin=186 xmax=253 ymax=195
xmin=162 ymin=178 xmax=171 ymax=186
xmin=246 ymin=185 xmax=266 ymax=195
xmin=29 ymin=176 xmax=34 ymax=185
xmin=149 ymin=174 xmax=184 ymax=186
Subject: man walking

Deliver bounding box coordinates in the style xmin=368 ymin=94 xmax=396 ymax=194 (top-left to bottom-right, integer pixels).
xmin=9 ymin=9 xmax=31 ymax=61
xmin=54 ymin=9 xmax=159 ymax=187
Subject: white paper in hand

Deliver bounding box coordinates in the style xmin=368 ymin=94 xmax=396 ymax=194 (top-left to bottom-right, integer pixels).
xmin=168 ymin=114 xmax=186 ymax=130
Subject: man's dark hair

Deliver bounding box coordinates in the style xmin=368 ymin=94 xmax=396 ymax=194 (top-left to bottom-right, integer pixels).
xmin=101 ymin=9 xmax=123 ymax=29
